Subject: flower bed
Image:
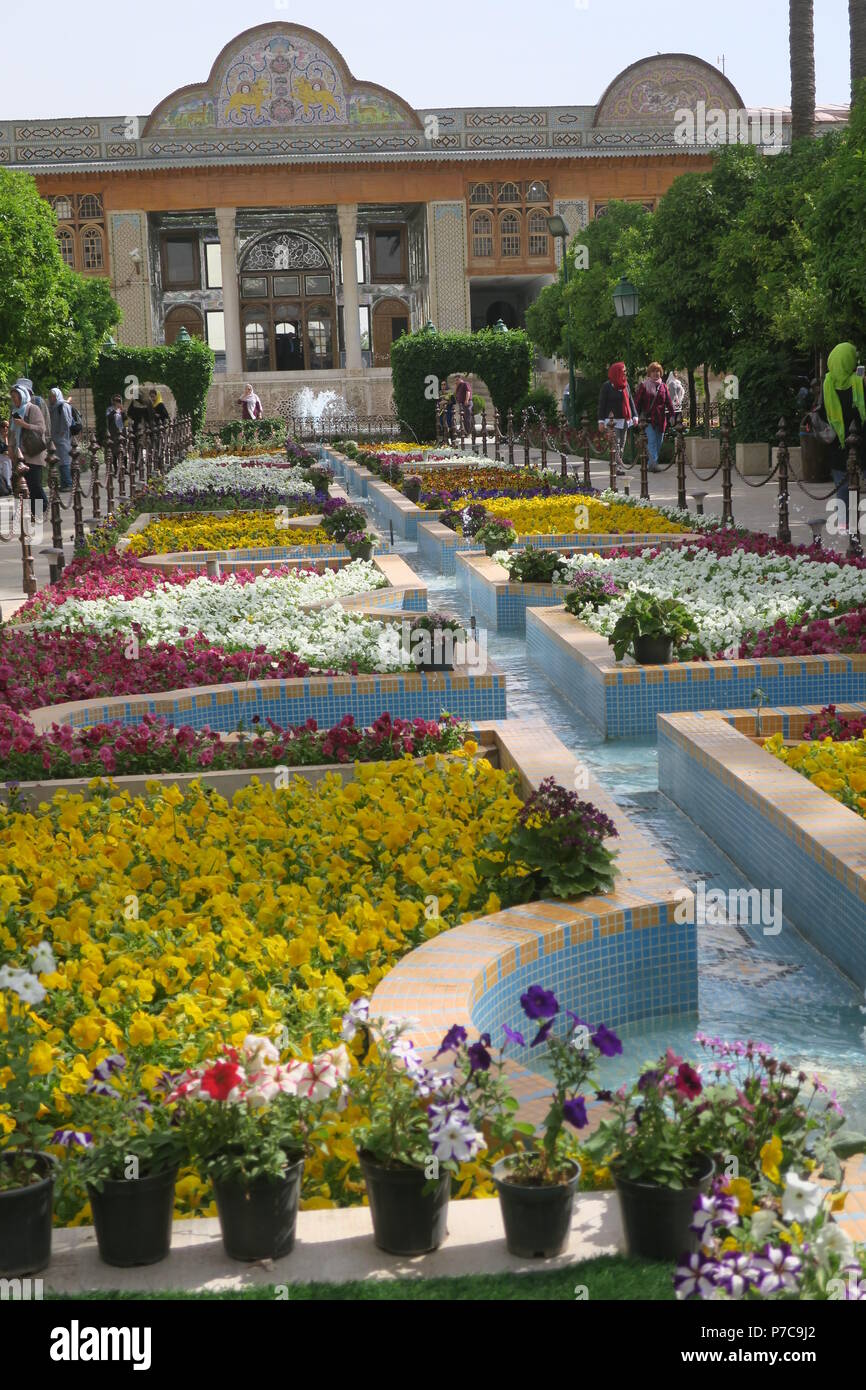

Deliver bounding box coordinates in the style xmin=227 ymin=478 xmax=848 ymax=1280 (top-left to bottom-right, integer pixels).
xmin=0 ymin=630 xmax=316 ymax=713
xmin=126 ymin=514 xmax=329 ymax=557
xmin=472 ymin=494 xmax=689 ymax=538
xmin=23 ymin=565 xmax=396 ymax=669
xmin=0 ymin=709 xmax=466 ymax=784
xmin=764 ymin=731 xmax=866 ymax=819
xmin=557 ymin=544 xmax=866 ymax=660
xmin=0 ymin=750 xmax=520 ymax=1218
xmin=165 ymin=458 xmax=317 ymax=499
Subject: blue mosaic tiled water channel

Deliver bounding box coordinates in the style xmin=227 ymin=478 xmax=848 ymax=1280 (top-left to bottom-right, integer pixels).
xmin=396 ymin=529 xmax=866 ymax=1128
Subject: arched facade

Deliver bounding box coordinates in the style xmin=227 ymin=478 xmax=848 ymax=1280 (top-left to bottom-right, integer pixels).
xmin=238 ymin=231 xmax=337 ymax=373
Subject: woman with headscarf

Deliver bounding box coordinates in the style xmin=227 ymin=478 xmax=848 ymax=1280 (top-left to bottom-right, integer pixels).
xmin=9 ymin=385 xmax=48 ymax=521
xmin=635 ymin=362 xmax=674 ymax=472
xmin=238 ymin=384 xmax=263 ymax=421
xmin=598 ymin=362 xmax=637 ymax=475
xmin=818 ymin=343 xmax=866 ymax=531
xmin=666 ymin=370 xmax=686 ymax=424
xmin=48 ymin=388 xmax=74 ymax=491
xmin=149 ymin=389 xmax=170 ymax=424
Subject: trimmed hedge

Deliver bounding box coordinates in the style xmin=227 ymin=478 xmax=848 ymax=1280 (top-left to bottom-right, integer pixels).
xmin=390 ymin=328 xmax=532 ymax=441
xmin=93 ymin=338 xmax=214 ymax=439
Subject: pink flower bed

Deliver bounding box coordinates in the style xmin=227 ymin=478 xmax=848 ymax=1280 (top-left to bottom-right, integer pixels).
xmin=0 ymin=630 xmax=315 ymax=714
xmin=739 ymin=608 xmax=866 ymax=659
xmin=0 ymin=709 xmax=463 ymax=783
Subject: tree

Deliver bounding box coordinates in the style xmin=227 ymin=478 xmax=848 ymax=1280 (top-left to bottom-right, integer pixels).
xmin=809 ymin=93 xmax=866 ymax=347
xmin=0 ymin=168 xmax=119 ymax=390
xmin=790 ymin=0 xmax=816 ymax=141
xmin=526 ymin=202 xmax=658 ymax=385
xmin=851 ymin=0 xmax=866 ymax=100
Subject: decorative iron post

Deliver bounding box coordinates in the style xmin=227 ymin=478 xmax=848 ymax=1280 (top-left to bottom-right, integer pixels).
xmin=506 ymin=409 xmax=514 ymax=466
xmin=480 ymin=406 xmax=488 ymax=459
xmin=89 ymin=435 xmax=101 ymax=520
xmin=71 ymin=437 xmax=86 ymax=550
xmin=846 ymin=418 xmax=862 ymax=558
xmin=539 ymin=420 xmax=547 ymax=473
xmin=46 ymin=440 xmax=65 ymax=574
xmin=776 ymin=418 xmax=791 ymax=545
xmin=581 ymin=413 xmax=592 ymax=492
xmin=12 ymin=447 xmax=36 ymax=598
xmin=493 ymin=406 xmax=502 ymax=463
xmin=720 ymin=409 xmax=734 ymax=527
xmin=137 ymin=423 xmax=147 ymax=490
xmin=675 ymin=420 xmax=687 ymax=512
xmin=607 ymin=413 xmax=617 ymax=492
xmin=638 ymin=414 xmax=650 ymax=500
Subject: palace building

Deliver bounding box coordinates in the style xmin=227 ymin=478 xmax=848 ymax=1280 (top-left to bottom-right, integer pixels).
xmin=6 ymin=23 xmax=847 ymax=419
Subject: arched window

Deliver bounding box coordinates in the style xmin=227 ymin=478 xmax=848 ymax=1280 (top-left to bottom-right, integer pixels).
xmin=469 ymin=182 xmax=493 ymax=205
xmin=238 ymin=231 xmax=337 ymax=372
xmin=528 ymin=211 xmax=549 ymax=258
xmin=497 ymin=182 xmax=521 ymax=205
xmin=82 ymin=226 xmax=104 ymax=271
xmin=78 ymin=193 xmax=103 ymax=220
xmin=57 ymin=227 xmax=75 ymax=268
xmin=164 ymin=305 xmax=204 ymax=345
xmin=526 ymin=180 xmax=549 ymax=203
xmin=306 ymin=306 xmax=333 ymax=370
xmin=52 ymin=196 xmax=73 ymax=221
xmin=243 ymin=316 xmax=269 ymax=373
xmin=471 ymin=212 xmax=493 ymax=259
xmin=500 ymin=212 xmax=521 ymax=258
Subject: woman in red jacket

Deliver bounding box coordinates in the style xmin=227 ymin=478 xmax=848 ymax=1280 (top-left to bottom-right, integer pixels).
xmin=635 ymin=362 xmax=674 ymax=472
xmin=597 ymin=362 xmax=637 ymax=475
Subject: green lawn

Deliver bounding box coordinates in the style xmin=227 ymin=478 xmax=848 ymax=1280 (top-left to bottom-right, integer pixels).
xmin=48 ymin=1255 xmax=673 ymax=1301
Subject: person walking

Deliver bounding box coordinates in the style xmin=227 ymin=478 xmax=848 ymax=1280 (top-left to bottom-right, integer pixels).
xmin=9 ymin=385 xmax=48 ymax=521
xmin=106 ymin=394 xmax=125 ymax=442
xmin=0 ymin=419 xmax=12 ymax=496
xmin=48 ymin=388 xmax=74 ymax=491
xmin=441 ymin=377 xmax=456 ymax=437
xmin=13 ymin=378 xmax=51 ymax=439
xmin=149 ymin=388 xmax=171 ymax=424
xmin=635 ymin=362 xmax=674 ymax=472
xmin=666 ymin=370 xmax=685 ymax=425
xmin=238 ymin=383 xmax=263 ymax=420
xmin=454 ymin=375 xmax=473 ymax=433
xmin=818 ymin=342 xmax=866 ymax=533
xmin=598 ymin=362 xmax=637 ymax=475
xmin=127 ymin=388 xmax=154 ymax=436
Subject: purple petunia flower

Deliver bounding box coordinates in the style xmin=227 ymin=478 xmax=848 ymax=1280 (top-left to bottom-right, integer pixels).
xmin=468 ymin=1034 xmax=492 ymax=1073
xmin=591 ymin=1024 xmax=623 ymax=1057
xmin=531 ymin=1019 xmax=555 ymax=1048
xmin=563 ymin=1096 xmax=588 ymax=1129
xmin=520 ymin=984 xmax=559 ymax=1021
xmin=436 ymin=1024 xmax=468 ymax=1058
xmin=503 ymin=1023 xmax=526 ymax=1048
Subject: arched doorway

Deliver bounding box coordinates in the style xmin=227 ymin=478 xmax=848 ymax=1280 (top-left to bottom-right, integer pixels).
xmin=485 ymin=300 xmax=518 ymax=329
xmin=164 ymin=305 xmax=204 ymax=344
xmin=239 ymin=231 xmax=336 ymax=372
xmin=372 ymin=297 xmax=410 ymax=367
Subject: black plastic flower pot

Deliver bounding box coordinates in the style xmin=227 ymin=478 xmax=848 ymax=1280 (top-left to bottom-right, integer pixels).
xmin=492 ymin=1156 xmax=580 ymax=1258
xmin=347 ymin=543 xmax=374 ymax=562
xmin=358 ymin=1151 xmax=450 ymax=1255
xmin=403 ymin=482 xmax=422 ymax=503
xmin=633 ymin=634 xmax=674 ymax=665
xmin=0 ymin=1151 xmax=55 ymax=1277
xmin=212 ymin=1154 xmax=305 ymax=1262
xmin=483 ymin=541 xmax=505 ymax=557
xmin=87 ymin=1166 xmax=179 ymax=1268
xmin=613 ymin=1155 xmax=714 ymax=1262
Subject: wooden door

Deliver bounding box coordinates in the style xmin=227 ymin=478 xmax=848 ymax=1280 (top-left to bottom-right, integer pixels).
xmin=372 ymin=298 xmax=410 ymax=367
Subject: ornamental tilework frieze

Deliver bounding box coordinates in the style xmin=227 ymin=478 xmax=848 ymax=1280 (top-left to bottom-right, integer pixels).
xmin=15 ymin=145 xmax=99 ymax=161
xmin=464 ymin=110 xmax=547 ymax=127
xmin=242 ymin=232 xmax=327 ymax=271
xmin=552 ymin=199 xmax=589 ymax=267
xmin=552 ymin=132 xmax=584 ymax=147
xmin=14 ymin=123 xmax=99 ymax=140
xmin=465 ymin=132 xmax=548 ymax=148
xmin=108 ymin=212 xmax=152 ymax=347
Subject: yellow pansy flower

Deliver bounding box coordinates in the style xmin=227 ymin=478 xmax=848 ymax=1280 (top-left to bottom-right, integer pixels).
xmin=760 ymin=1135 xmax=783 ymax=1185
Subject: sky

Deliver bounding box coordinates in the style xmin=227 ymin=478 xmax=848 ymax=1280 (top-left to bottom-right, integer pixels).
xmin=0 ymin=0 xmax=853 ymax=118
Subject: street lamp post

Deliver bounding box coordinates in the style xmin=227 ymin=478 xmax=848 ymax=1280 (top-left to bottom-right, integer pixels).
xmin=547 ymin=215 xmax=577 ymax=428
xmin=612 ymin=275 xmax=639 ymax=384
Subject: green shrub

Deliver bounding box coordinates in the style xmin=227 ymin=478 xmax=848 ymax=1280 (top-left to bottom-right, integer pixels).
xmin=390 ymin=328 xmax=532 ymax=441
xmin=516 ymin=386 xmax=559 ymax=427
xmin=93 ymin=338 xmax=214 ymax=439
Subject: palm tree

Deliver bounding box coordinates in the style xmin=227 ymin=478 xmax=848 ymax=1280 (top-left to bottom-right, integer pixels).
xmin=852 ymin=0 xmax=866 ymax=102
xmin=790 ymin=0 xmax=816 ymax=141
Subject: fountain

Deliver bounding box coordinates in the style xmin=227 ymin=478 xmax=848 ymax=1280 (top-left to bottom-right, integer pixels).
xmin=279 ymin=387 xmax=356 ymax=441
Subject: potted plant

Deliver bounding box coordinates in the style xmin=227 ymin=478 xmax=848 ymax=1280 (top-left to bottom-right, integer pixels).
xmin=321 ymin=500 xmax=368 ymax=544
xmin=343 ymin=529 xmax=375 ymax=562
xmin=0 ymin=942 xmax=59 ymax=1276
xmin=476 ymin=517 xmax=516 ymax=557
xmin=302 ymin=463 xmax=333 ymax=493
xmin=402 ymin=474 xmax=423 ymax=504
xmin=460 ymin=503 xmax=488 ymax=539
xmin=502 ymin=548 xmax=568 ymax=584
xmin=609 ymin=590 xmax=698 ymax=665
xmin=71 ymin=1057 xmax=184 ymax=1268
xmin=582 ymin=1050 xmax=714 ymax=1261
xmin=403 ymin=612 xmax=466 ymax=671
xmin=486 ymin=988 xmax=623 ymax=1258
xmin=342 ymin=1001 xmax=486 ymax=1256
xmin=479 ymin=776 xmax=619 ymax=905
xmin=169 ymin=1034 xmax=347 ymax=1262
xmin=564 ymin=568 xmax=622 ymax=617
